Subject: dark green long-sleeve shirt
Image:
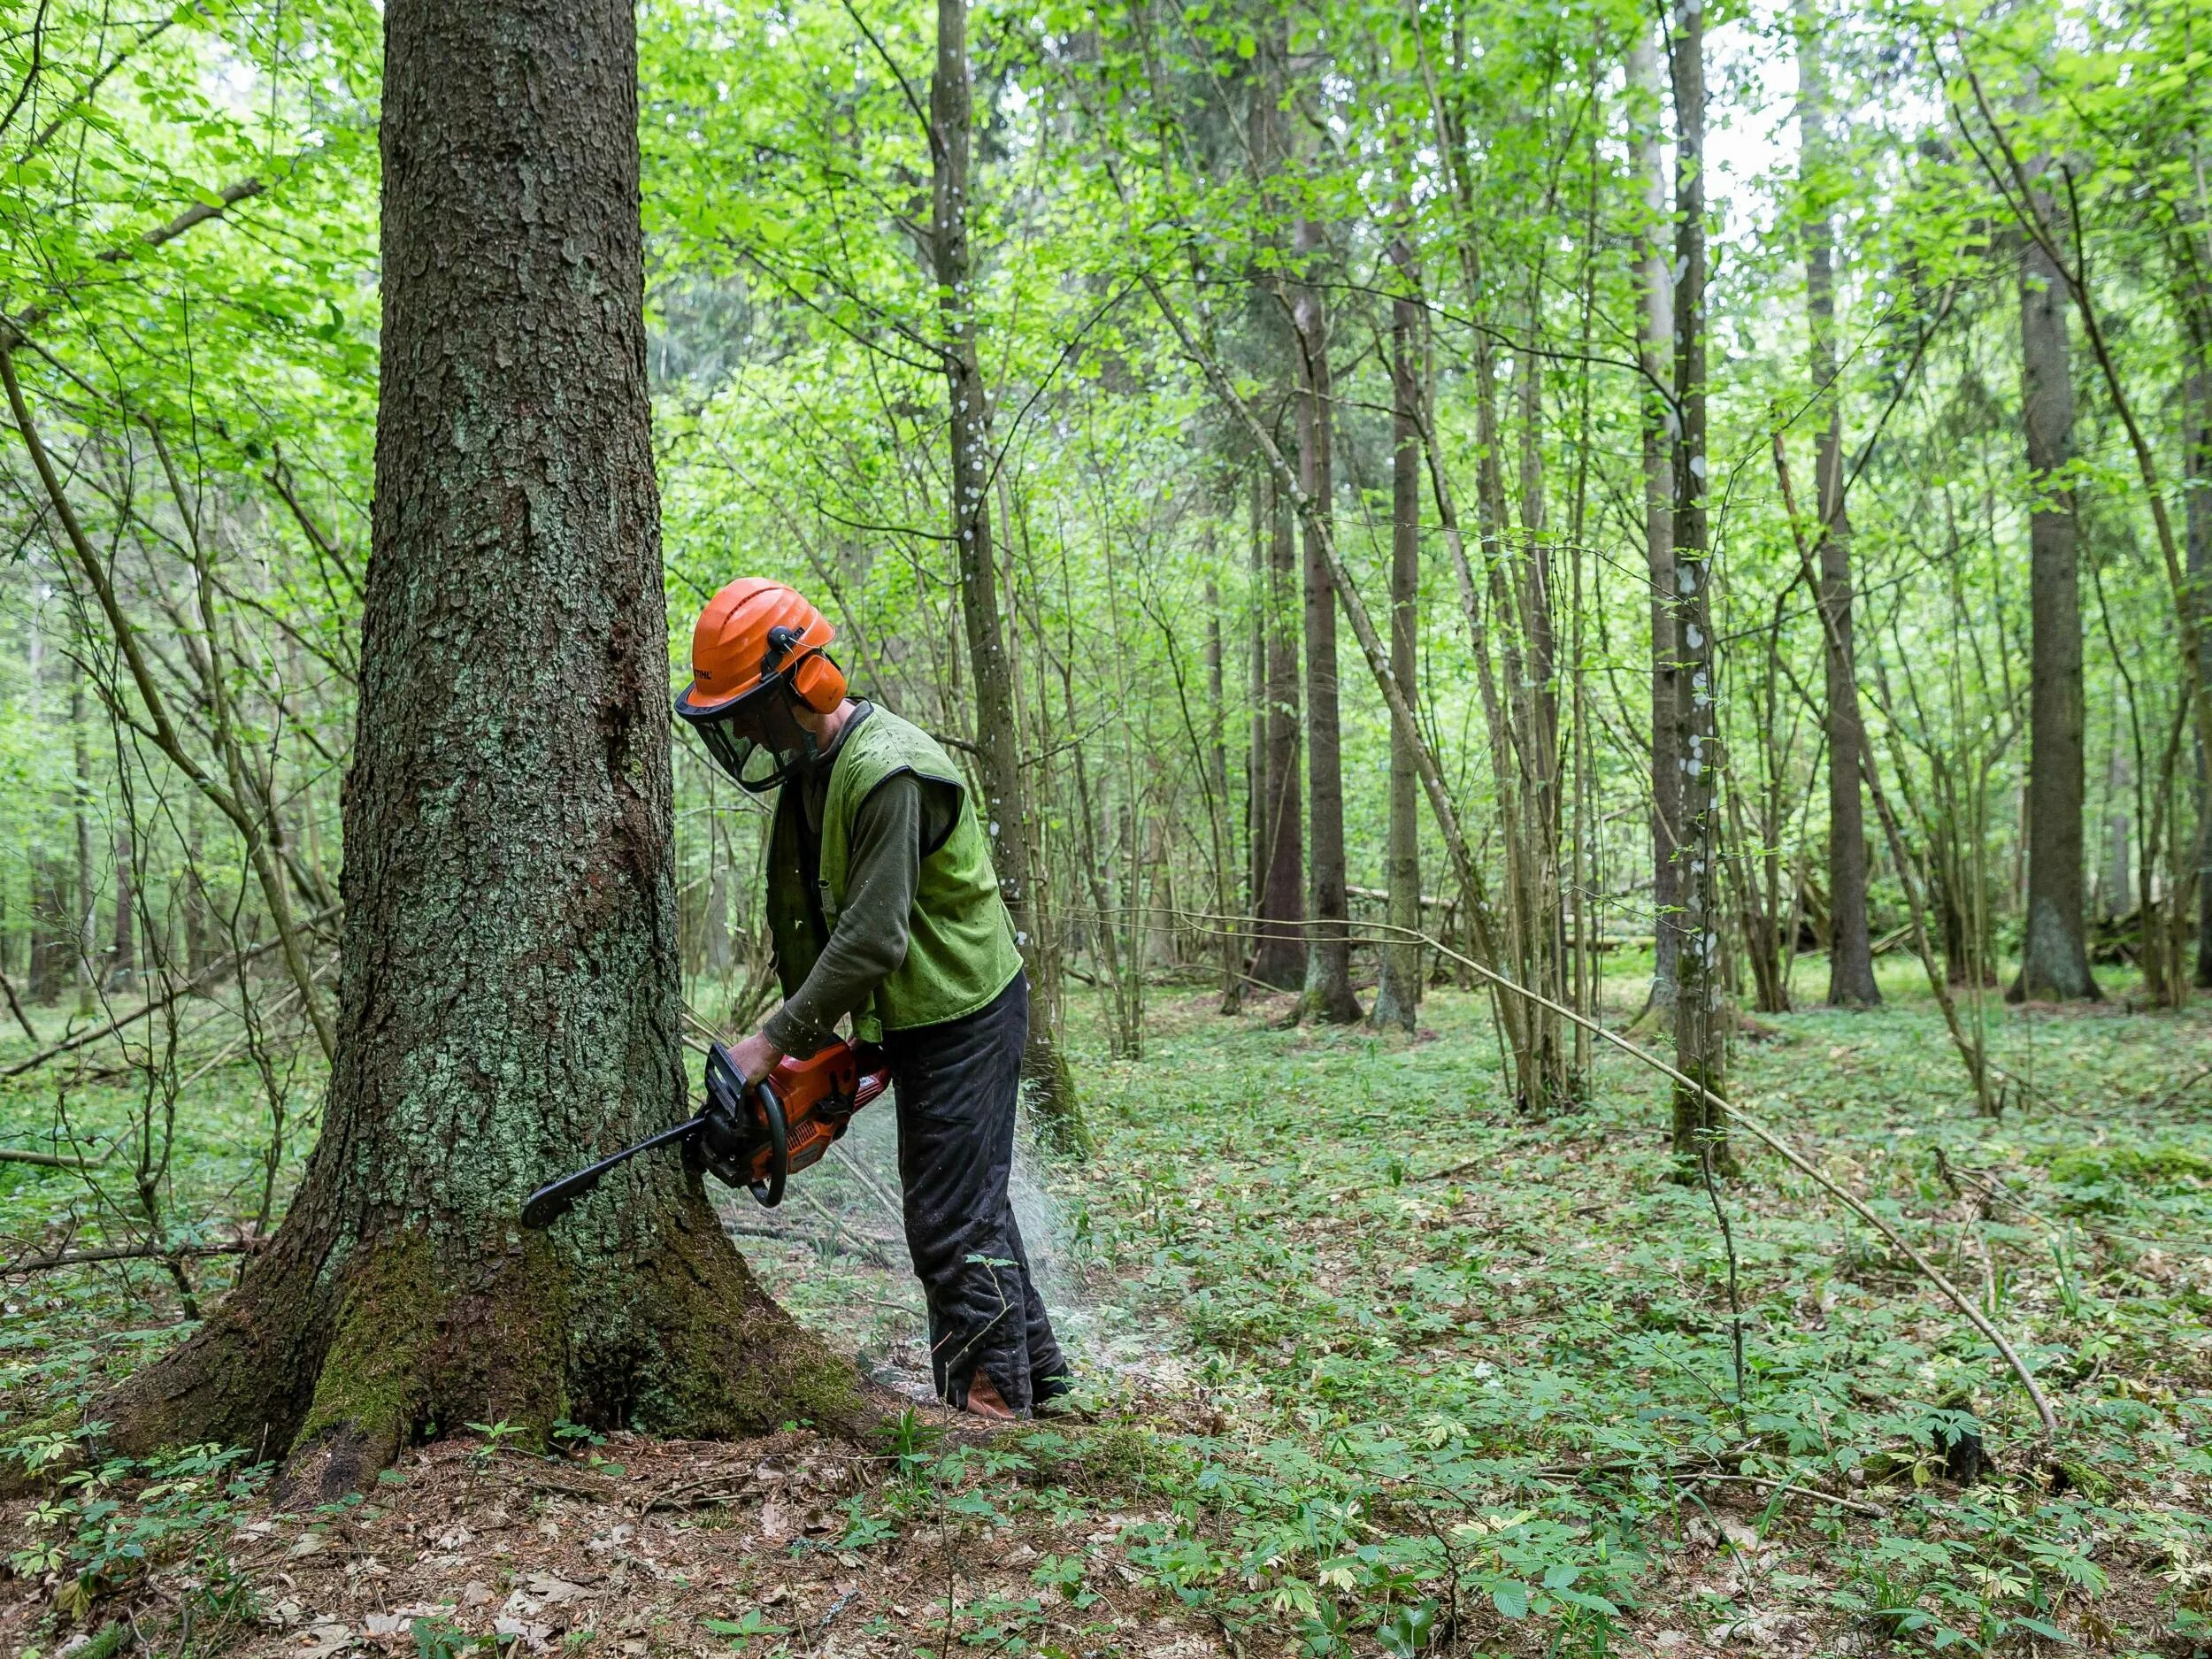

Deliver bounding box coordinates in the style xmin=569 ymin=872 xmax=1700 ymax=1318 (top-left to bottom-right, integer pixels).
xmin=761 ymin=706 xmax=955 ymax=1054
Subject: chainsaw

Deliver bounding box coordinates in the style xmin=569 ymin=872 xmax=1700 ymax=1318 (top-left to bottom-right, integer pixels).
xmin=518 ymin=1036 xmax=892 ymax=1229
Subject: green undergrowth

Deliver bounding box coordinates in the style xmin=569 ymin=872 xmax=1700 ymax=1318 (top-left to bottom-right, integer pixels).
xmin=6 ymin=959 xmax=2212 ymax=1655
xmin=1 ymin=991 xmax=314 ymax=1431
xmin=1034 ymin=956 xmax=2212 ymax=1655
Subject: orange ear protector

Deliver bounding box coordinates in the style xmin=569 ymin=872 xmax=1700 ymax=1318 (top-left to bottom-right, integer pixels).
xmin=788 ymin=649 xmax=848 ymax=713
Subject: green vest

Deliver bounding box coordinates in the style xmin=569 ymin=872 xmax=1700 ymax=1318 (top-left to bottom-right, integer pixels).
xmin=764 ymin=707 xmax=1024 ymax=1040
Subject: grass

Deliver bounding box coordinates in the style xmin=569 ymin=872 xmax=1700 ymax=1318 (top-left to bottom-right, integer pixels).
xmin=3 ymin=949 xmax=2211 ymax=1655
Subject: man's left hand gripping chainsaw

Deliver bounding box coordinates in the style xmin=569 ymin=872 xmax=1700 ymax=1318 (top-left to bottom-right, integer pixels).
xmin=519 ymin=1038 xmax=891 ymax=1229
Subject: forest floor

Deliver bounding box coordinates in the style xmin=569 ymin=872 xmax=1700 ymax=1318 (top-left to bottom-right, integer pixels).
xmin=2 ymin=954 xmax=2209 ymax=1659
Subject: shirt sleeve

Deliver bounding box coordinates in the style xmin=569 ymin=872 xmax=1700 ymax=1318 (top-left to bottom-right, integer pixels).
xmin=762 ymin=772 xmax=923 ymax=1054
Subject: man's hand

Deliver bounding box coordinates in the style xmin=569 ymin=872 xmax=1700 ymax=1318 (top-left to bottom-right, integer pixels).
xmin=731 ymin=1030 xmax=784 ymax=1087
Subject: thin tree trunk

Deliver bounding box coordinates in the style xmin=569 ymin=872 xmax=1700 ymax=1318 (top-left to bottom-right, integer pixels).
xmin=1204 ymin=573 xmax=1240 ymax=1013
xmin=1292 ymin=217 xmax=1361 ymax=1025
xmin=1800 ymin=2 xmax=1879 ymax=1008
xmin=72 ymin=670 xmax=95 ymax=1016
xmin=1668 ymin=0 xmax=1733 ymax=1170
xmin=96 ymin=0 xmax=862 ymax=1490
xmin=2189 ymin=349 xmax=2212 ymax=985
xmin=1628 ymin=25 xmax=1681 ymax=1018
xmin=932 ymin=0 xmax=1089 ymax=1149
xmin=2010 ymin=205 xmax=2099 ymax=1002
xmin=108 ymin=828 xmax=134 ymax=991
xmin=1248 ymin=465 xmax=1269 ymax=933
xmin=1253 ymin=474 xmax=1307 ymax=988
xmin=1374 ymin=246 xmax=1424 ymax=1033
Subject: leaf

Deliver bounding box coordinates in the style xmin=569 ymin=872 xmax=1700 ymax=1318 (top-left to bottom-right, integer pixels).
xmin=1491 ymin=1580 xmax=1531 ymax=1620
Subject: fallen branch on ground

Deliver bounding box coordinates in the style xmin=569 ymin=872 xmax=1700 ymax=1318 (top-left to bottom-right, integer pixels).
xmin=3 ymin=1239 xmax=257 ymax=1274
xmin=0 ymin=1146 xmax=110 ymax=1170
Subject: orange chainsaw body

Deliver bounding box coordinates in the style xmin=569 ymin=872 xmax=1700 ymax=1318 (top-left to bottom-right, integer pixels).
xmin=741 ymin=1038 xmax=893 ymax=1192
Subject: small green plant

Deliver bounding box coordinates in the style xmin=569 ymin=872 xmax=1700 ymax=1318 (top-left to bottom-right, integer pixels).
xmin=465 ymin=1420 xmax=531 ymax=1463
xmin=702 ymin=1609 xmax=789 ymax=1650
xmin=878 ymin=1405 xmax=945 ymax=1482
xmin=412 ymin=1617 xmax=475 ymax=1659
xmin=551 ymin=1418 xmax=624 ymax=1475
xmin=9 ymin=1445 xmax=265 ymax=1617
xmin=1030 ymin=1553 xmax=1094 ymax=1607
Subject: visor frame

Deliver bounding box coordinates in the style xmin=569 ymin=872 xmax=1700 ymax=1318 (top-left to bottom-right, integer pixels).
xmin=677 ymin=673 xmax=801 ymax=794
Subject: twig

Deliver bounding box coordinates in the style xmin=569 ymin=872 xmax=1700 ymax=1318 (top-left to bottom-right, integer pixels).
xmin=721 ymin=1216 xmax=898 ymax=1269
xmin=1678 ymin=1471 xmax=1888 ymax=1519
xmin=3 ymin=1239 xmax=255 ymax=1274
xmin=0 ymin=962 xmax=36 ymax=1041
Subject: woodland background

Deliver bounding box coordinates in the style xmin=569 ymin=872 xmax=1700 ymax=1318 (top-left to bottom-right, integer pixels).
xmin=2 ymin=0 xmax=2211 ymax=1655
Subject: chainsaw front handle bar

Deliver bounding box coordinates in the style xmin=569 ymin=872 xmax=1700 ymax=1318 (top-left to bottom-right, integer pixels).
xmin=749 ymin=1079 xmax=787 ymax=1208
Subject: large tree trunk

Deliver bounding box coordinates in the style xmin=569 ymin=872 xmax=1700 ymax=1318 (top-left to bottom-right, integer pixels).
xmin=1628 ymin=26 xmax=1680 ymax=1018
xmin=2011 ymin=207 xmax=2099 ymax=1002
xmin=1668 ymin=0 xmax=1732 ymax=1170
xmin=95 ymin=0 xmax=861 ymax=1494
xmin=1372 ymin=257 xmax=1424 ymax=1033
xmin=1291 ymin=219 xmax=1361 ymax=1025
xmin=1800 ymin=4 xmax=1880 ymax=1009
xmin=932 ymin=0 xmax=1089 ymax=1150
xmin=1252 ymin=475 xmax=1307 ymax=988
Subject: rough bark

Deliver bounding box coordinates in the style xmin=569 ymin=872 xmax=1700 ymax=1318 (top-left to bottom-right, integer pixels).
xmin=2010 ymin=208 xmax=2099 ymax=1002
xmin=91 ymin=0 xmax=863 ymax=1494
xmin=1373 ymin=260 xmax=1424 ymax=1033
xmin=1292 ymin=217 xmax=1361 ymax=1025
xmin=1252 ymin=475 xmax=1307 ymax=988
xmin=1799 ymin=5 xmax=1880 ymax=1009
xmin=1668 ymin=0 xmax=1732 ymax=1169
xmin=1628 ymin=26 xmax=1680 ymax=1015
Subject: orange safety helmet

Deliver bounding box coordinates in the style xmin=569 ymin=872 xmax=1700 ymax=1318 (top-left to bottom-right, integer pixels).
xmin=676 ymin=579 xmax=849 ymax=790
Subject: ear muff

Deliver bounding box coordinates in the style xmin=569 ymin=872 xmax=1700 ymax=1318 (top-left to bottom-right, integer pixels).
xmin=789 ymin=650 xmax=847 ymax=713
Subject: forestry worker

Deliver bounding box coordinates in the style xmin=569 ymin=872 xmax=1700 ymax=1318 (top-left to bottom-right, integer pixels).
xmin=674 ymin=578 xmax=1068 ymax=1420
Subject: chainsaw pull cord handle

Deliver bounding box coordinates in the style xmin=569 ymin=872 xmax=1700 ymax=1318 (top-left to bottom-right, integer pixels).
xmin=749 ymin=1078 xmax=788 ymax=1208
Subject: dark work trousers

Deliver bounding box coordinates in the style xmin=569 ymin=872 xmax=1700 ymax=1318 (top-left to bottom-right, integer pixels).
xmin=883 ymin=972 xmax=1068 ymax=1412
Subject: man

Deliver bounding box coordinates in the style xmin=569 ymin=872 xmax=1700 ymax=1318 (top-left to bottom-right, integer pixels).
xmin=675 ymin=578 xmax=1068 ymax=1419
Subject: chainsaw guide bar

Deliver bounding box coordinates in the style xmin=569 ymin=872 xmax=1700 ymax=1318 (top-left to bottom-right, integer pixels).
xmin=518 ymin=1037 xmax=892 ymax=1229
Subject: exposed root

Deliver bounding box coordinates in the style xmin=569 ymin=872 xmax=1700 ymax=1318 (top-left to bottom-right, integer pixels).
xmin=81 ymin=1185 xmax=875 ymax=1498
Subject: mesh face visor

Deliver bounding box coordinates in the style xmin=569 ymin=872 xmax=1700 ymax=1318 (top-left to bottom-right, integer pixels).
xmin=678 ymin=680 xmax=796 ymax=794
